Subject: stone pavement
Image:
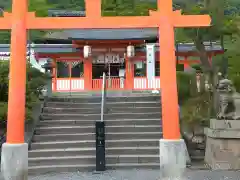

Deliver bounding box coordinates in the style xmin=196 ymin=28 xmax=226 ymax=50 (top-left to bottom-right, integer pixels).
xmin=27 ymin=170 xmax=240 ymax=180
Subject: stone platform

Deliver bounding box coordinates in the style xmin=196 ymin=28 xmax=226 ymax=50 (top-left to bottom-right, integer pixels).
xmin=204 ymin=119 xmax=240 ymax=170
xmin=23 ymin=170 xmax=240 ymax=180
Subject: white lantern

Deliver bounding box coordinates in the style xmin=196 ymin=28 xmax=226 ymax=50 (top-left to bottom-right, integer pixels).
xmin=83 ymin=45 xmax=92 ymax=58
xmin=127 ymin=45 xmax=135 ymax=58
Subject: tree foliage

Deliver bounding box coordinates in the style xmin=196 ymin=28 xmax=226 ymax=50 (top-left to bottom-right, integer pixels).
xmin=0 ymin=60 xmax=47 ymax=124
xmin=176 ymin=0 xmax=239 ymax=71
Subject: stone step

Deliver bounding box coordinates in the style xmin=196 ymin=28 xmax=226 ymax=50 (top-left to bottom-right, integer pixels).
xmin=29 ymin=147 xmax=159 ymax=158
xmin=29 ymin=95 xmax=162 ymax=173
xmin=28 ymin=163 xmax=160 ymax=175
xmin=43 ymin=106 xmax=161 ymax=114
xmin=45 ymin=101 xmax=161 ymax=108
xmin=28 ymin=155 xmax=159 ymax=166
xmin=40 ymin=112 xmax=161 ymax=120
xmin=188 ymin=161 xmax=210 ymax=170
xmin=37 ymin=119 xmax=161 ymax=127
xmin=106 ymin=107 xmax=161 ymax=113
xmin=32 ymin=132 xmax=162 ymax=142
xmin=30 ymin=139 xmax=159 ymax=150
xmin=48 ymin=96 xmax=160 ymax=103
xmin=190 ymin=155 xmax=205 ymax=161
xmin=35 ymin=125 xmax=162 ymax=134
xmin=52 ymin=93 xmax=159 ymax=98
xmin=189 ymin=149 xmax=205 ymax=161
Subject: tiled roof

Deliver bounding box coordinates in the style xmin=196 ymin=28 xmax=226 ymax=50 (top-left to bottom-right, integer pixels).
xmin=45 ymin=28 xmax=158 ymax=40
xmin=0 ymin=42 xmax=223 ymax=54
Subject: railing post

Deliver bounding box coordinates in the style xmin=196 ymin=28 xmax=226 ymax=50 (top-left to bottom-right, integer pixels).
xmin=101 ymin=73 xmax=106 ymax=122
xmin=95 ymin=72 xmax=106 ymax=171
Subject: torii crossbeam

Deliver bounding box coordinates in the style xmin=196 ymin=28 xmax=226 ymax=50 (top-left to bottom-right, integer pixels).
xmin=0 ymin=0 xmax=210 ymax=178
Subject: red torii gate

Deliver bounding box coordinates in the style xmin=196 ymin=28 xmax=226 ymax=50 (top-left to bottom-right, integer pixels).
xmin=0 ymin=0 xmax=210 ymax=143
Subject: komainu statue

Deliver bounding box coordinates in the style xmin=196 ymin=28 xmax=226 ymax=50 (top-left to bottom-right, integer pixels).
xmin=216 ymin=79 xmax=236 ymax=120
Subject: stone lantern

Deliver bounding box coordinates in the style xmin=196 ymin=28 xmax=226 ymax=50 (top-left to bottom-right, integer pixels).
xmin=83 ymin=45 xmax=92 ymax=58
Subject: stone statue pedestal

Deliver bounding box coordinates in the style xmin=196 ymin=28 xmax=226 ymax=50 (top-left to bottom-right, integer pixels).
xmin=204 ymin=119 xmax=240 ymax=170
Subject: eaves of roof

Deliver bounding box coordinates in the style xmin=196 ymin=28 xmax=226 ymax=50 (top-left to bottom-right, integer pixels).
xmin=0 ymin=42 xmax=223 ymax=54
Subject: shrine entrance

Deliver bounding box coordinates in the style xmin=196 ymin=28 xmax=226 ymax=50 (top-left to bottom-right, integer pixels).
xmin=92 ymin=53 xmax=125 ymax=90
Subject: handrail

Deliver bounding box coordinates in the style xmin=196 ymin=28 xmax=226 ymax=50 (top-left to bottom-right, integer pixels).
xmin=100 ymin=72 xmax=107 ymax=122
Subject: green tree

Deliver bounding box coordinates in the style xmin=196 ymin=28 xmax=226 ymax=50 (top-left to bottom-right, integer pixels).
xmin=102 ymin=0 xmax=156 ymax=16
xmin=175 ymin=0 xmax=238 ymax=69
xmin=0 ymin=61 xmax=9 ymax=102
xmin=176 ymin=0 xmax=239 ymax=115
xmin=0 ymin=60 xmax=47 ymax=123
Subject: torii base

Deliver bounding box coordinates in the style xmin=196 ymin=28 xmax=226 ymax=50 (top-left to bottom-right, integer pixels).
xmin=159 ymin=139 xmax=186 ymax=180
xmin=1 ymin=143 xmax=28 ymax=180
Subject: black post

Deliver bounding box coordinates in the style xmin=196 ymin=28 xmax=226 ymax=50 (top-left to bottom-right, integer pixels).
xmin=95 ymin=121 xmax=106 ymax=171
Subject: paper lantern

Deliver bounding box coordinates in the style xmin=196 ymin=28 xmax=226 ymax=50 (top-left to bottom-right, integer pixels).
xmin=83 ymin=45 xmax=92 ymax=58
xmin=127 ymin=45 xmax=135 ymax=58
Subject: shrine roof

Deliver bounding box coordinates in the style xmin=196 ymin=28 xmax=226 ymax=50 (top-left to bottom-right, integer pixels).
xmin=44 ymin=28 xmax=158 ymax=40
xmin=0 ymin=42 xmax=223 ymax=54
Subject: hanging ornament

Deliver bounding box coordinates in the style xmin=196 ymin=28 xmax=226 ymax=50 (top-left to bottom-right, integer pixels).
xmin=83 ymin=45 xmax=92 ymax=58
xmin=127 ymin=45 xmax=135 ymax=58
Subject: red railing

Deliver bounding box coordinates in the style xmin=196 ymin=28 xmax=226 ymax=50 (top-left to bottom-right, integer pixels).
xmin=92 ymin=78 xmax=121 ymax=90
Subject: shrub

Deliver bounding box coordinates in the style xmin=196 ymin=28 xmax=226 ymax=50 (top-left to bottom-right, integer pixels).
xmin=0 ymin=61 xmax=47 ymax=122
xmin=0 ymin=61 xmax=9 ymax=102
xmin=0 ymin=102 xmax=7 ymax=122
xmin=181 ymin=92 xmax=211 ymax=128
xmin=176 ymin=64 xmax=184 ymax=71
xmin=232 ymin=75 xmax=240 ymax=93
xmin=177 ymin=72 xmax=194 ymax=103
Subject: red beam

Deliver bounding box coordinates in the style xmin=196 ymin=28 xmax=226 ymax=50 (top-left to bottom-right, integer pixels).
xmin=36 ymin=50 xmax=224 ymax=60
xmin=1 ymin=11 xmax=211 ymax=30
xmin=56 ymin=58 xmax=83 ymax=61
xmin=27 ymin=14 xmax=211 ymax=29
xmin=0 ymin=16 xmax=11 ymax=29
xmin=35 ymin=52 xmax=83 ymax=59
xmin=178 ymin=60 xmax=200 ymax=64
xmin=74 ymin=44 xmax=137 ymax=48
xmin=26 ymin=16 xmax=159 ymax=29
xmin=73 ymin=40 xmax=145 ymax=45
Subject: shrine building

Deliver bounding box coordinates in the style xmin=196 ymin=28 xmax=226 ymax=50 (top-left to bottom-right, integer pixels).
xmin=0 ymin=37 xmax=223 ymax=92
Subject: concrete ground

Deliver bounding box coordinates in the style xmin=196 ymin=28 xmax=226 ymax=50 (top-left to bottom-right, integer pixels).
xmin=27 ymin=169 xmax=240 ymax=180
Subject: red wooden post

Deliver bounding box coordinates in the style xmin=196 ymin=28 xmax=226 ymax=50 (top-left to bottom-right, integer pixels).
xmin=125 ymin=56 xmax=134 ymax=90
xmin=6 ymin=0 xmax=28 ymax=143
xmin=53 ymin=59 xmax=57 ymax=92
xmin=84 ymin=58 xmax=92 ymax=90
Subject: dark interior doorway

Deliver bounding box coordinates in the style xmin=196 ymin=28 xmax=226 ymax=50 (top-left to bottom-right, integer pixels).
xmin=92 ymin=63 xmax=125 ymax=79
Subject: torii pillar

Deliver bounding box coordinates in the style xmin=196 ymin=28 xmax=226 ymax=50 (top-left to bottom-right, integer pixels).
xmin=0 ymin=0 xmax=210 ymax=179
xmin=1 ymin=0 xmax=28 ymax=180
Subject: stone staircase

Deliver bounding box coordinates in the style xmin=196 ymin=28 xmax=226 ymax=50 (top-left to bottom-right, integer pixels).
xmin=28 ymin=95 xmax=162 ymax=174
